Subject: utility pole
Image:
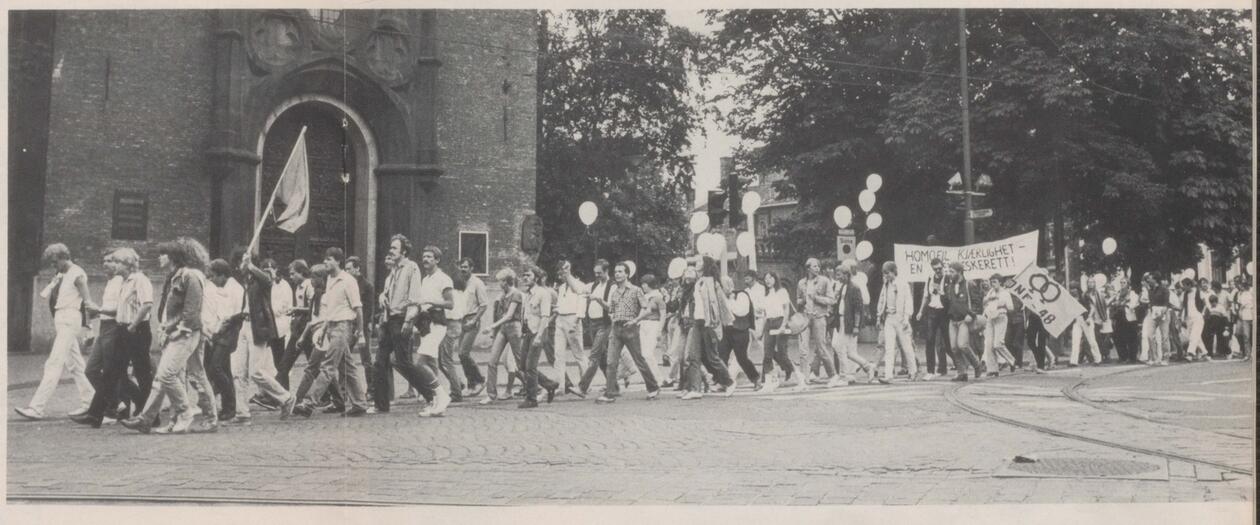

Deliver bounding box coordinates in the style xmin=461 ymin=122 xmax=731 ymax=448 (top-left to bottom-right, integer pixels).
xmin=959 ymin=9 xmax=975 ymax=246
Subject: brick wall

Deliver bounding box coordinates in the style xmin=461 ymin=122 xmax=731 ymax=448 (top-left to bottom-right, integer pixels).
xmin=428 ymin=10 xmax=537 ymax=277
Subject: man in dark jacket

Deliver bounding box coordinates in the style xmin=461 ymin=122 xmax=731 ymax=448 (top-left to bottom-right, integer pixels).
xmin=943 ymin=262 xmax=984 ymax=381
xmin=831 ymin=266 xmax=872 ymax=384
xmin=232 ymin=249 xmax=296 ymax=421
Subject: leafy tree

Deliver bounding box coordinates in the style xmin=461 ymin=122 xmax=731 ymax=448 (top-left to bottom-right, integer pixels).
xmin=708 ymin=9 xmax=1252 ymax=279
xmin=537 ymin=10 xmax=708 ymax=280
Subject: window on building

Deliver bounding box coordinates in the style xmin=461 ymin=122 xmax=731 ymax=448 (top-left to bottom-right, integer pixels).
xmin=459 ymin=231 xmax=489 ymax=276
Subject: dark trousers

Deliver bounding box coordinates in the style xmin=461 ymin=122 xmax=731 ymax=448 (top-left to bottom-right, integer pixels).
xmin=761 ymin=317 xmax=795 ymax=380
xmin=1006 ymin=319 xmax=1026 ymax=368
xmin=605 ymin=321 xmax=660 ymax=397
xmin=373 ymin=315 xmax=438 ymax=411
xmin=118 ymin=321 xmax=154 ymax=410
xmin=718 ymin=326 xmax=760 ymax=384
xmin=684 ymin=322 xmax=733 ymax=390
xmin=1025 ymin=316 xmax=1049 ymax=369
xmin=1112 ymin=317 xmax=1135 ymax=361
xmin=1203 ymin=315 xmax=1230 ymax=356
xmin=924 ymin=308 xmax=950 ymax=374
xmin=577 ymin=320 xmax=612 ymax=394
xmin=204 ymin=337 xmax=236 ymax=416
xmin=85 ymin=321 xmax=141 ymax=419
xmin=269 ymin=336 xmax=286 ymax=374
xmin=521 ymin=328 xmax=559 ymax=401
xmin=276 ymin=316 xmax=311 ymax=389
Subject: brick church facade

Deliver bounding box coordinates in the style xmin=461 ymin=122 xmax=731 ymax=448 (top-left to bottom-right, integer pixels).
xmin=9 ymin=10 xmax=538 ymax=352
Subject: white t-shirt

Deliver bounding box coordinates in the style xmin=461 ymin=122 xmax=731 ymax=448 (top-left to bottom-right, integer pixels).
xmin=763 ymin=287 xmax=790 ymax=319
xmin=418 ymin=268 xmax=454 ymax=313
xmin=450 ymin=288 xmax=467 ymax=319
xmin=1235 ymin=290 xmax=1253 ymax=321
xmin=99 ymin=275 xmax=124 ymax=321
xmin=271 ymin=277 xmax=293 ymax=338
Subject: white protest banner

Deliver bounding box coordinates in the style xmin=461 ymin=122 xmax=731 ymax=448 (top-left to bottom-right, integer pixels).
xmin=894 ymin=231 xmax=1039 ymax=283
xmin=1004 ymin=262 xmax=1085 ymax=338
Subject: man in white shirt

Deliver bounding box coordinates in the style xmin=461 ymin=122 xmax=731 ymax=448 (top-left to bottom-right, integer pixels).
xmin=578 ymin=260 xmax=614 ymax=396
xmin=17 ymin=244 xmax=97 ymax=420
xmin=915 ymin=258 xmax=950 ymax=378
xmin=876 ymin=262 xmax=919 ymax=383
xmin=203 ymin=258 xmax=245 ymax=422
xmin=438 ymin=269 xmax=468 ymax=401
xmin=554 ymin=259 xmax=590 ymax=397
xmin=263 ymin=258 xmax=292 ymax=377
xmin=413 ymin=245 xmax=454 ymax=417
xmin=293 ymin=249 xmax=369 ymax=418
xmin=519 ymin=265 xmax=560 ymax=407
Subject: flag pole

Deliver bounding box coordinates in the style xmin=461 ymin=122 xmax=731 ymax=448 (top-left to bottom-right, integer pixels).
xmin=248 ymin=126 xmax=307 ymax=255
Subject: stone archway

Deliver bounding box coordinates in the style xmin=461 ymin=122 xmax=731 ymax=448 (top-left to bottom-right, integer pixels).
xmin=254 ymin=95 xmax=378 ymax=281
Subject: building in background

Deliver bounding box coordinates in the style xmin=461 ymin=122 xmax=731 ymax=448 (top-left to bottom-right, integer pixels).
xmin=8 ymin=9 xmax=538 ymax=352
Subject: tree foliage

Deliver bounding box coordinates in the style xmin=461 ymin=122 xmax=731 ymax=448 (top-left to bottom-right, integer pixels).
xmin=537 ymin=10 xmax=709 ymax=280
xmin=708 ymin=9 xmax=1252 ymax=277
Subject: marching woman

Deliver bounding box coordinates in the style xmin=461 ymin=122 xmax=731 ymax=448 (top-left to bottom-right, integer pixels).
xmin=481 ymin=268 xmax=525 ymax=404
xmin=757 ymin=272 xmax=797 ymax=392
xmin=679 ymin=257 xmax=735 ymax=400
xmin=981 ymin=274 xmax=1018 ymax=377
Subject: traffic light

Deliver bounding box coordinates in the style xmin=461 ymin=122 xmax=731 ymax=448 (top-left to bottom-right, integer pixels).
xmin=721 ymin=156 xmax=746 ymax=229
xmin=707 ymin=190 xmax=727 ymax=227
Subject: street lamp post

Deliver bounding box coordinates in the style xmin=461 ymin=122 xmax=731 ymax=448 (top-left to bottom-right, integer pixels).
xmin=959 ymin=8 xmax=975 ymax=246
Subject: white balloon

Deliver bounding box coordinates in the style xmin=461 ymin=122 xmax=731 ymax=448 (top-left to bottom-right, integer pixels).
xmin=1092 ymin=273 xmax=1107 ymax=290
xmin=689 ymin=212 xmax=710 ymax=234
xmin=667 ymin=257 xmax=687 ymax=280
xmin=851 ymin=271 xmax=868 ymax=289
xmin=699 ymin=233 xmax=724 ymax=258
xmin=866 ymin=173 xmax=883 ymax=192
xmin=1182 ymin=268 xmax=1196 ymax=280
xmin=1248 ymin=261 xmax=1255 ymax=276
xmin=855 ymin=240 xmax=873 ymax=261
xmin=736 ymin=231 xmax=756 ymax=257
xmin=741 ymin=192 xmax=763 ymax=215
xmin=833 ymin=206 xmax=853 ymax=229
xmin=1102 ymin=237 xmax=1117 ymax=255
xmin=624 ymin=261 xmax=637 ymax=279
xmin=578 ymin=201 xmax=598 ymax=226
xmin=858 ymin=190 xmax=876 ymax=212
xmin=865 ymin=212 xmax=883 ymax=230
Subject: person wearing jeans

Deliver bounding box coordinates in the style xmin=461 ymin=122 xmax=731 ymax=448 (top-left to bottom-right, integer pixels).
xmin=981 ymin=275 xmax=1016 ymax=376
xmin=200 ymin=259 xmax=244 ymax=422
xmin=1069 ymin=287 xmax=1103 ymax=366
xmin=578 ymin=260 xmax=615 ymax=396
xmin=600 ymin=262 xmax=661 ymax=402
xmin=717 ymin=276 xmax=761 ymax=391
xmin=293 ymin=252 xmax=368 ymax=418
xmin=877 ymin=262 xmax=918 ymax=384
xmin=680 ymin=257 xmax=735 ymax=400
xmin=121 ymin=238 xmax=217 ymax=434
xmin=797 ymin=258 xmax=839 ymax=385
xmin=943 ymin=262 xmax=982 ymax=381
xmin=915 ymin=258 xmax=950 ymax=378
xmin=373 ymin=235 xmax=437 ymax=413
xmin=455 ymin=258 xmax=489 ymax=396
xmin=519 ymin=265 xmax=559 ymax=408
xmin=482 ymin=268 xmax=525 ymax=404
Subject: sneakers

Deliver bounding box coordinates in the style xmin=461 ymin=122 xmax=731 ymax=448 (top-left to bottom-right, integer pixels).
xmin=680 ymin=391 xmax=703 ymax=401
xmin=421 ymin=385 xmax=451 ymax=417
xmin=478 ymin=396 xmax=494 ymax=405
xmin=594 ymin=395 xmax=616 ymax=404
xmin=877 ymin=377 xmax=891 ymax=385
xmin=465 ymin=383 xmax=485 ymax=398
xmin=169 ymin=409 xmax=196 ymax=434
xmin=723 ymin=384 xmax=737 ymax=397
xmin=14 ymin=407 xmax=44 ymax=421
xmin=190 ymin=415 xmax=219 ymax=433
xmin=646 ymin=389 xmax=660 ymax=400
xmin=826 ymin=375 xmax=843 ymax=388
xmin=923 ymin=373 xmax=937 ymax=381
xmin=793 ymin=381 xmax=808 ymax=393
xmin=67 ymin=407 xmax=89 ymax=418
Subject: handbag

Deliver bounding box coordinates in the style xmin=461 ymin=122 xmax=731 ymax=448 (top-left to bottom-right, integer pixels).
xmin=212 ymin=292 xmax=247 ymax=354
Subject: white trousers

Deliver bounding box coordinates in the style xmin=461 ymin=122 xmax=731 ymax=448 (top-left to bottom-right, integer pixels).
xmin=233 ymin=322 xmax=291 ymax=417
xmin=29 ymin=316 xmax=94 ymax=414
xmin=1070 ymin=320 xmax=1102 ymax=364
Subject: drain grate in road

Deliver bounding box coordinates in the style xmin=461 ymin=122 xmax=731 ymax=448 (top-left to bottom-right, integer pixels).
xmin=1008 ymin=457 xmax=1161 ymax=477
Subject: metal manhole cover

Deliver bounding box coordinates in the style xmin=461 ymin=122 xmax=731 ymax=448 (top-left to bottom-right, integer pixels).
xmin=1008 ymin=458 xmax=1161 ymax=477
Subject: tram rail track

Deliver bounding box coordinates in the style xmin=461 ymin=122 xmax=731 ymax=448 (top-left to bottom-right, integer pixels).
xmin=1061 ymin=365 xmax=1252 ymax=441
xmin=942 ymin=367 xmax=1253 ymax=477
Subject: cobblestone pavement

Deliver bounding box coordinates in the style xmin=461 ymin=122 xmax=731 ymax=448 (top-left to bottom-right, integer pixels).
xmin=6 ymin=347 xmax=1253 ymax=506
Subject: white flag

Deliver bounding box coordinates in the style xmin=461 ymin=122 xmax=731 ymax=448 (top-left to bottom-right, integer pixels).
xmin=273 ymin=131 xmax=310 ymax=233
